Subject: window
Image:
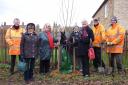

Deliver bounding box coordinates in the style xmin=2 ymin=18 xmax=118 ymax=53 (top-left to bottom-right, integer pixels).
xmin=105 ymin=3 xmax=108 ymax=18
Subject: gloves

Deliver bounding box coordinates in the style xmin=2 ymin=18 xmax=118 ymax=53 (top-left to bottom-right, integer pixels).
xmin=107 ymin=42 xmax=113 ymax=45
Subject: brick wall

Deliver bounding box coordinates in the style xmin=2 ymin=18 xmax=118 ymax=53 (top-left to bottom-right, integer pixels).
xmin=93 ymin=0 xmax=128 ymax=30
xmin=92 ymin=0 xmax=114 ymax=29
xmin=114 ymin=0 xmax=128 ymax=29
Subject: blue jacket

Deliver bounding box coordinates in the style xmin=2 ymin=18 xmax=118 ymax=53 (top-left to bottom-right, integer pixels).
xmin=39 ymin=32 xmax=57 ymax=60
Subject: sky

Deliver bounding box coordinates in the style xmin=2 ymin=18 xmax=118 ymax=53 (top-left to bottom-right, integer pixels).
xmin=0 ymin=0 xmax=104 ymax=27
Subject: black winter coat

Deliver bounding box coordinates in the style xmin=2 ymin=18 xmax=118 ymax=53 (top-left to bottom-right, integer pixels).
xmin=68 ymin=31 xmax=80 ymax=56
xmin=60 ymin=32 xmax=67 ymax=45
xmin=76 ymin=26 xmax=94 ymax=56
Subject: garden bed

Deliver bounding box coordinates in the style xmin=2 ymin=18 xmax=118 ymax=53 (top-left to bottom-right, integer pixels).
xmin=0 ymin=66 xmax=128 ymax=85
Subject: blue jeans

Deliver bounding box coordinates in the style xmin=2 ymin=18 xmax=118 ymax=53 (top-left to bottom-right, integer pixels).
xmin=109 ymin=53 xmax=123 ymax=72
xmin=24 ymin=58 xmax=35 ymax=81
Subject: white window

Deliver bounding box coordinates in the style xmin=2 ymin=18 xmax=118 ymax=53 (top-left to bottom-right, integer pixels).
xmin=105 ymin=3 xmax=108 ymax=18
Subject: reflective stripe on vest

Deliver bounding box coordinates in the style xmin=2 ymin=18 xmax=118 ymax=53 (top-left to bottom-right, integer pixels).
xmin=107 ymin=32 xmax=124 ymax=39
xmin=93 ymin=44 xmax=101 ymax=47
xmin=95 ymin=33 xmax=101 ymax=36
xmin=11 ymin=37 xmax=21 ymax=39
xmin=108 ymin=45 xmax=123 ymax=48
xmin=107 ymin=34 xmax=117 ymax=38
xmin=10 ymin=46 xmax=20 ymax=50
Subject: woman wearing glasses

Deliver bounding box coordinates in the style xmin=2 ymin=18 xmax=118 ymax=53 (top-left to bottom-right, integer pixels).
xmin=20 ymin=23 xmax=39 ymax=84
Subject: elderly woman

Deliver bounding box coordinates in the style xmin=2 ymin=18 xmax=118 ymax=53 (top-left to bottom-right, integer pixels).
xmin=39 ymin=23 xmax=58 ymax=75
xmin=20 ymin=23 xmax=39 ymax=84
xmin=77 ymin=20 xmax=94 ymax=78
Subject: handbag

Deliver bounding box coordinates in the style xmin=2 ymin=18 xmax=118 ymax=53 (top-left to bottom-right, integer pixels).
xmin=88 ymin=39 xmax=95 ymax=60
xmin=17 ymin=60 xmax=27 ymax=72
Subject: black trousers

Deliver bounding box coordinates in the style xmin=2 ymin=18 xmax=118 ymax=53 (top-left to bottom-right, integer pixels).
xmin=40 ymin=60 xmax=50 ymax=74
xmin=24 ymin=58 xmax=35 ymax=81
xmin=10 ymin=55 xmax=21 ymax=73
xmin=78 ymin=53 xmax=89 ymax=76
xmin=93 ymin=47 xmax=105 ymax=69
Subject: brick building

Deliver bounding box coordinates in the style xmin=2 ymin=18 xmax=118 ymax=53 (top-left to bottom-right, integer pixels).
xmin=92 ymin=0 xmax=128 ymax=29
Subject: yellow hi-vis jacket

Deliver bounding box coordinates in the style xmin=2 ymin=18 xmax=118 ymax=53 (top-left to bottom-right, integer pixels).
xmin=92 ymin=24 xmax=106 ymax=47
xmin=106 ymin=23 xmax=125 ymax=53
xmin=5 ymin=27 xmax=25 ymax=55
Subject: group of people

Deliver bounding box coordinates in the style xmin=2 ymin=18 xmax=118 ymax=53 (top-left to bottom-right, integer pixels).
xmin=5 ymin=16 xmax=126 ymax=84
xmin=59 ymin=16 xmax=125 ymax=78
xmin=5 ymin=18 xmax=58 ymax=84
xmin=92 ymin=17 xmax=125 ymax=75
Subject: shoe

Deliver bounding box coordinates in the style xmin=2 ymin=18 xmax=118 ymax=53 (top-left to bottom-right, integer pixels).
xmin=118 ymin=70 xmax=126 ymax=76
xmin=105 ymin=67 xmax=113 ymax=75
xmin=41 ymin=73 xmax=45 ymax=76
xmin=40 ymin=73 xmax=46 ymax=78
xmin=93 ymin=68 xmax=98 ymax=72
xmin=9 ymin=72 xmax=14 ymax=76
xmin=83 ymin=75 xmax=89 ymax=80
xmin=79 ymin=69 xmax=82 ymax=72
xmin=30 ymin=78 xmax=34 ymax=81
xmin=98 ymin=67 xmax=105 ymax=73
xmin=25 ymin=80 xmax=30 ymax=84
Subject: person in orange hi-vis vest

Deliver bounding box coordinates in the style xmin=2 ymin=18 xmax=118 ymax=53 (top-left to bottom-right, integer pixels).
xmin=5 ymin=18 xmax=25 ymax=75
xmin=92 ymin=19 xmax=106 ymax=72
xmin=106 ymin=16 xmax=126 ymax=74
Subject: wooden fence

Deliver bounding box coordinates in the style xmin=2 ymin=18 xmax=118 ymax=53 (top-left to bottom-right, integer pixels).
xmin=0 ymin=27 xmax=10 ymax=63
xmin=0 ymin=27 xmax=128 ymax=69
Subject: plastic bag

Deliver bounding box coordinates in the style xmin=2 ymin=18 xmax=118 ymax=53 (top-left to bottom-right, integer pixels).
xmin=60 ymin=48 xmax=72 ymax=74
xmin=88 ymin=47 xmax=95 ymax=60
xmin=17 ymin=61 xmax=27 ymax=72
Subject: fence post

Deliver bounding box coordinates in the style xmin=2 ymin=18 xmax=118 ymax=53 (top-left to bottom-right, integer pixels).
xmin=57 ymin=45 xmax=61 ymax=71
xmin=73 ymin=37 xmax=76 ymax=72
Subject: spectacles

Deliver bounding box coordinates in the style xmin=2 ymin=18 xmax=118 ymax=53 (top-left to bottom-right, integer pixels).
xmin=27 ymin=26 xmax=35 ymax=29
xmin=47 ymin=25 xmax=51 ymax=27
xmin=82 ymin=24 xmax=87 ymax=25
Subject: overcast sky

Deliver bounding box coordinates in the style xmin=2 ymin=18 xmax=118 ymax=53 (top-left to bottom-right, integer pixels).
xmin=0 ymin=0 xmax=104 ymax=27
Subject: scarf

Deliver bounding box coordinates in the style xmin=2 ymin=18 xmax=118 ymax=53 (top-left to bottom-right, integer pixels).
xmin=94 ymin=23 xmax=99 ymax=27
xmin=82 ymin=28 xmax=88 ymax=39
xmin=13 ymin=25 xmax=20 ymax=30
xmin=46 ymin=32 xmax=54 ymax=49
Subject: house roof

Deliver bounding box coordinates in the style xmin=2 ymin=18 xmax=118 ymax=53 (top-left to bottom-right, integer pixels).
xmin=92 ymin=0 xmax=108 ymax=18
xmin=0 ymin=25 xmax=25 ymax=29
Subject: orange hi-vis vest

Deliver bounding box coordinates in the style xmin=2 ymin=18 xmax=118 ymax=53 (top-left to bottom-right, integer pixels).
xmin=106 ymin=23 xmax=125 ymax=53
xmin=92 ymin=24 xmax=106 ymax=47
xmin=5 ymin=27 xmax=25 ymax=55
